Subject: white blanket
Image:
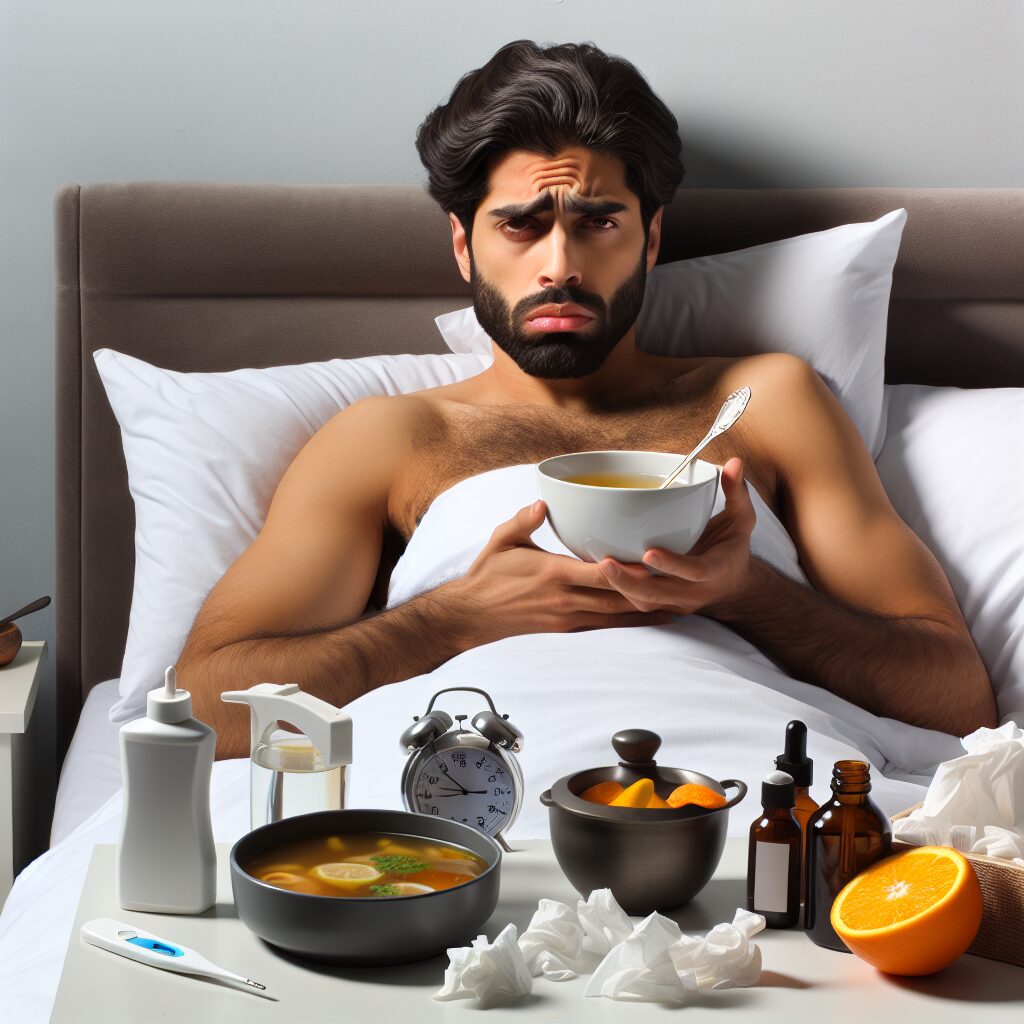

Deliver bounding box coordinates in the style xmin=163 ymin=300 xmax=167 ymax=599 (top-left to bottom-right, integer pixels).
xmin=0 ymin=463 xmax=966 ymax=1022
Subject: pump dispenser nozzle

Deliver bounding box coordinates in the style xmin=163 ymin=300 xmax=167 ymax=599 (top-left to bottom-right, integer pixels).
xmin=775 ymin=720 xmax=813 ymax=788
xmin=164 ymin=666 xmax=176 ymax=699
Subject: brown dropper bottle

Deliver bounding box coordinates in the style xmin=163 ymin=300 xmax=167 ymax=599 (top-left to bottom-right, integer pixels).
xmin=747 ymin=770 xmax=802 ymax=928
xmin=775 ymin=720 xmax=818 ymax=863
xmin=804 ymin=759 xmax=892 ymax=951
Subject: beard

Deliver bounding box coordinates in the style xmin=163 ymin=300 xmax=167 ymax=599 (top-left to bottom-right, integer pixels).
xmin=469 ymin=247 xmax=648 ymax=380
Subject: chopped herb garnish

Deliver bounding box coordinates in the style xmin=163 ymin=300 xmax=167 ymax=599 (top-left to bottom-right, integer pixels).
xmin=370 ymin=884 xmax=400 ymax=896
xmin=370 ymin=855 xmax=431 ymax=875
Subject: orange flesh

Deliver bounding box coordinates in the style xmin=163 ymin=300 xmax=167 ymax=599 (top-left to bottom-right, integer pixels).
xmin=667 ymin=783 xmax=726 ymax=809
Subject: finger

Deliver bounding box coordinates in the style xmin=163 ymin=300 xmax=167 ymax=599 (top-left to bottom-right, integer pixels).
xmin=721 ymin=457 xmax=754 ymax=516
xmin=563 ymin=585 xmax=658 ymax=615
xmin=596 ymin=558 xmax=676 ymax=611
xmin=488 ymin=499 xmax=547 ymax=551
xmin=641 ymin=548 xmax=708 ymax=582
xmin=573 ymin=610 xmax=674 ymax=631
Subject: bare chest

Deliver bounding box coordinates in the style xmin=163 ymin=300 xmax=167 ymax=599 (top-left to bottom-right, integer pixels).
xmin=389 ymin=396 xmax=780 ymax=544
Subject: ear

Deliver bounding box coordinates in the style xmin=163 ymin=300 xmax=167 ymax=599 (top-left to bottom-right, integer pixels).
xmin=645 ymin=206 xmax=664 ymax=272
xmin=450 ymin=212 xmax=472 ymax=283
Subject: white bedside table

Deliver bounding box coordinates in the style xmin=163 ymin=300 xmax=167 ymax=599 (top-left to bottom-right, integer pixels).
xmin=52 ymin=836 xmax=1024 ymax=1022
xmin=0 ymin=639 xmax=46 ymax=907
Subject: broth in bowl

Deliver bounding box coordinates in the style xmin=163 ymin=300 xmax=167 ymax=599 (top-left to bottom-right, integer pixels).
xmin=243 ymin=830 xmax=487 ymax=898
xmin=566 ymin=472 xmax=668 ymax=488
xmin=537 ymin=451 xmax=720 ymax=564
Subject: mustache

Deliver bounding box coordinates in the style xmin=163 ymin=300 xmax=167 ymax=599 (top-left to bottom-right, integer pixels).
xmin=512 ymin=288 xmax=607 ymax=321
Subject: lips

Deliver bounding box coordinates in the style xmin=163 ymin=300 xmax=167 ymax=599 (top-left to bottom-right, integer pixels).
xmin=525 ymin=303 xmax=596 ymax=333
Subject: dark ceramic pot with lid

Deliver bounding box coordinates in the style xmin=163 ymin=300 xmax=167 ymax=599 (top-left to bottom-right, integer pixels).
xmin=540 ymin=729 xmax=746 ymax=915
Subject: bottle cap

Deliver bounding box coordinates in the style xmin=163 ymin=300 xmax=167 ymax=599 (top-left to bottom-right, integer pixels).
xmin=761 ymin=769 xmax=795 ymax=808
xmin=146 ymin=666 xmax=193 ymax=724
xmin=775 ymin=719 xmax=813 ymax=787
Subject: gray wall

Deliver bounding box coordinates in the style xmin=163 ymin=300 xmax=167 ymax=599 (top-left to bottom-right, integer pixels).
xmin=2 ymin=0 xmax=1023 ymax=861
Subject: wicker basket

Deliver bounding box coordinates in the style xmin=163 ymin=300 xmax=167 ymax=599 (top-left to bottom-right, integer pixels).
xmin=891 ymin=804 xmax=1024 ymax=967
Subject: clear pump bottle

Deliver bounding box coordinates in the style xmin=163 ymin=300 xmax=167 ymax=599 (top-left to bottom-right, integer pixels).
xmin=804 ymin=759 xmax=892 ymax=951
xmin=221 ymin=682 xmax=353 ymax=830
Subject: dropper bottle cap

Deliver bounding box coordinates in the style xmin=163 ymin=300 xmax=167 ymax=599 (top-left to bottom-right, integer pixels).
xmin=761 ymin=770 xmax=795 ymax=808
xmin=775 ymin=720 xmax=813 ymax=788
xmin=146 ymin=665 xmax=193 ymax=724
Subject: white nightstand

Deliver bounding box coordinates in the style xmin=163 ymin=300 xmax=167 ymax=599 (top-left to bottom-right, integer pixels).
xmin=0 ymin=639 xmax=45 ymax=907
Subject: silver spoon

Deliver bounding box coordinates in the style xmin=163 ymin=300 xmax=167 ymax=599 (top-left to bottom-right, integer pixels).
xmin=657 ymin=386 xmax=751 ymax=490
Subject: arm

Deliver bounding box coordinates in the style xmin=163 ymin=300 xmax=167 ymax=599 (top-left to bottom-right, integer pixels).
xmin=597 ymin=354 xmax=997 ymax=736
xmin=179 ymin=397 xmax=665 ymax=760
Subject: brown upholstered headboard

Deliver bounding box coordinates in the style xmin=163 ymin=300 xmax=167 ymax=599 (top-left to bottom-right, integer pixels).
xmin=54 ymin=183 xmax=1024 ymax=766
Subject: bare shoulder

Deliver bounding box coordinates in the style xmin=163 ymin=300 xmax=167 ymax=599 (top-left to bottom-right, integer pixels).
xmin=695 ymin=352 xmax=831 ymax=440
xmin=283 ymin=393 xmax=438 ymax=514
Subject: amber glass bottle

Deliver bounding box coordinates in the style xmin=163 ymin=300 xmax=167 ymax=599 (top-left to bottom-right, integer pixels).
xmin=775 ymin=720 xmax=818 ymax=864
xmin=747 ymin=771 xmax=802 ymax=928
xmin=804 ymin=760 xmax=892 ymax=951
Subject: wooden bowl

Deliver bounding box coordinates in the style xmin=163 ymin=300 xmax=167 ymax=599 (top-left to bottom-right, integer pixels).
xmin=0 ymin=622 xmax=22 ymax=667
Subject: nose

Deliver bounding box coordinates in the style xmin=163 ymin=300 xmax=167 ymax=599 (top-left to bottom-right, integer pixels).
xmin=536 ymin=222 xmax=582 ymax=291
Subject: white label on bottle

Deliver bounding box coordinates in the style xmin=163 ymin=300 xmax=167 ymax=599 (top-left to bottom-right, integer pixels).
xmin=753 ymin=841 xmax=790 ymax=913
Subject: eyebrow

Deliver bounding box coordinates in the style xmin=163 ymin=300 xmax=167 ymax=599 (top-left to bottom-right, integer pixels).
xmin=486 ymin=193 xmax=629 ymax=219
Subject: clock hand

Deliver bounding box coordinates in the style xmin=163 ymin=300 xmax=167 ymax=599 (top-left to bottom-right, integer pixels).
xmin=433 ymin=791 xmax=488 ymax=797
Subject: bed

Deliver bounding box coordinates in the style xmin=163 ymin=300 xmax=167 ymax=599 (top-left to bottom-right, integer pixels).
xmin=2 ymin=183 xmax=1023 ymax=1020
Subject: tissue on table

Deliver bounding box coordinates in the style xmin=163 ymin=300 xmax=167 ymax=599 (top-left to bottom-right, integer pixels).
xmin=669 ymin=908 xmax=766 ymax=990
xmin=576 ymin=887 xmax=634 ymax=954
xmin=434 ymin=890 xmax=765 ymax=1007
xmin=433 ymin=923 xmax=532 ymax=1007
xmin=892 ymin=722 xmax=1024 ymax=864
xmin=585 ymin=913 xmax=689 ymax=1004
xmin=518 ymin=898 xmax=585 ymax=981
xmin=585 ymin=908 xmax=766 ymax=1004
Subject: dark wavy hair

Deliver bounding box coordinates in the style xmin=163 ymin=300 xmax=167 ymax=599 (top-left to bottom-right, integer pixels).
xmin=416 ymin=40 xmax=684 ymax=242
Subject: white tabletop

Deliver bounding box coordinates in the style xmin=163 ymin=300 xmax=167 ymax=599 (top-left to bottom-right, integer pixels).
xmin=52 ymin=837 xmax=1024 ymax=1022
xmin=0 ymin=640 xmax=45 ymax=733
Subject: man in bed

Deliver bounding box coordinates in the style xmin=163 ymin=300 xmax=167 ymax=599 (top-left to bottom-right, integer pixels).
xmin=178 ymin=40 xmax=996 ymax=759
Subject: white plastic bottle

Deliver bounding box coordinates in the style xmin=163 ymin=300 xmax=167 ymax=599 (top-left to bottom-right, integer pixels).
xmin=118 ymin=666 xmax=217 ymax=913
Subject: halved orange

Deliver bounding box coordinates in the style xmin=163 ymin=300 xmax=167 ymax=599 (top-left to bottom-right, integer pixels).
xmin=830 ymin=846 xmax=983 ymax=976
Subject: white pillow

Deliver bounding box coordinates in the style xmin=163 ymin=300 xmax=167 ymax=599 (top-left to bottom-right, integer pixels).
xmin=95 ymin=347 xmax=490 ymax=724
xmin=436 ymin=210 xmax=907 ymax=458
xmin=875 ymin=384 xmax=1024 ymax=726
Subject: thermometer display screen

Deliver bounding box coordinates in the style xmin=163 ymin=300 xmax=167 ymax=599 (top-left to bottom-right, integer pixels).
xmin=411 ymin=748 xmax=515 ymax=835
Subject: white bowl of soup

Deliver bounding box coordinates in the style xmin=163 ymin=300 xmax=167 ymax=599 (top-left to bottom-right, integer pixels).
xmin=536 ymin=451 xmax=720 ymax=564
xmin=230 ymin=809 xmax=501 ymax=965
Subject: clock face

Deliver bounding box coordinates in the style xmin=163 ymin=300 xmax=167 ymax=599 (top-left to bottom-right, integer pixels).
xmin=410 ymin=746 xmax=516 ymax=836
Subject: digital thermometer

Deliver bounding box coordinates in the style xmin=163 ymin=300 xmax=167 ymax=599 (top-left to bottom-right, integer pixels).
xmin=80 ymin=917 xmax=272 ymax=999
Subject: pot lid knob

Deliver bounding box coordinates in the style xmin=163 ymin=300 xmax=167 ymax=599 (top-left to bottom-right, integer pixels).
xmin=612 ymin=728 xmax=661 ymax=768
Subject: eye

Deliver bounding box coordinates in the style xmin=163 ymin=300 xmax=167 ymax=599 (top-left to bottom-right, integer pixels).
xmin=586 ymin=217 xmax=617 ymax=231
xmin=499 ymin=218 xmax=535 ymax=238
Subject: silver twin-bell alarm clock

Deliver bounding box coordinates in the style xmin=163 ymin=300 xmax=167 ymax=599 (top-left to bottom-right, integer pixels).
xmin=400 ymin=687 xmax=524 ymax=851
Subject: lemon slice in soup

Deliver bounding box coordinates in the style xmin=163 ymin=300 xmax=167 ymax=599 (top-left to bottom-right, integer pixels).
xmin=312 ymin=862 xmax=383 ymax=890
xmin=391 ymin=882 xmax=434 ymax=895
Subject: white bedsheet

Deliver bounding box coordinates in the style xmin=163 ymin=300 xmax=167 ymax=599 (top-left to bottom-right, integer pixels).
xmin=50 ymin=679 xmax=122 ymax=847
xmin=1 ymin=456 xmax=971 ymax=1023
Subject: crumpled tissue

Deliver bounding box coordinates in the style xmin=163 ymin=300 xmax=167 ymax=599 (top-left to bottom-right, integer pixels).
xmin=669 ymin=908 xmax=765 ymax=991
xmin=891 ymin=722 xmax=1024 ymax=865
xmin=434 ymin=889 xmax=765 ymax=1007
xmin=585 ymin=908 xmax=765 ymax=1003
xmin=585 ymin=913 xmax=689 ymax=1004
xmin=433 ymin=923 xmax=533 ymax=1007
xmin=518 ymin=898 xmax=584 ymax=980
xmin=576 ymin=887 xmax=634 ymax=955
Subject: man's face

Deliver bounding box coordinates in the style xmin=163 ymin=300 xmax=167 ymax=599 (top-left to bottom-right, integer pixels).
xmin=451 ymin=147 xmax=660 ymax=380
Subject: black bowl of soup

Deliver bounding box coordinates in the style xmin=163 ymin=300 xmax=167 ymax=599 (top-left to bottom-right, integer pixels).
xmin=229 ymin=808 xmax=501 ymax=966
